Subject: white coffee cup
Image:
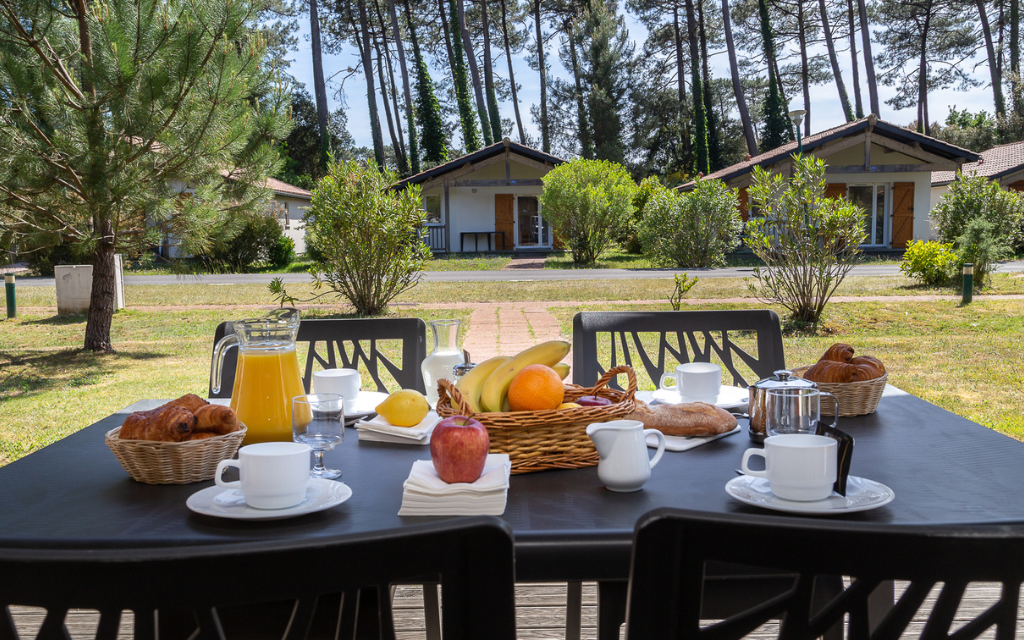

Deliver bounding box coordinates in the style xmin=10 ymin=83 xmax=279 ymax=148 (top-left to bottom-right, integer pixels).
xmin=215 ymin=442 xmax=311 ymax=509
xmin=740 ymin=434 xmax=837 ymax=501
xmin=659 ymin=362 xmax=722 ymax=401
xmin=313 ymin=368 xmax=361 ymax=401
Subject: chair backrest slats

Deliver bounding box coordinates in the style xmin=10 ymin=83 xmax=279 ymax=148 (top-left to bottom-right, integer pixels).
xmin=625 ymin=508 xmax=1024 ymax=640
xmin=573 ymin=310 xmax=785 ymax=389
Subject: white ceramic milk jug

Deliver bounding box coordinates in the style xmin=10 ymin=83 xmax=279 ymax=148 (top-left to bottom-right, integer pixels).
xmin=586 ymin=420 xmax=666 ymax=492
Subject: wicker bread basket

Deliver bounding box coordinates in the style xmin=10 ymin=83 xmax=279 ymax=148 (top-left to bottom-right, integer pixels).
xmin=436 ymin=364 xmax=638 ymax=474
xmin=105 ymin=425 xmax=246 ymax=484
xmin=792 ymin=366 xmax=887 ymax=417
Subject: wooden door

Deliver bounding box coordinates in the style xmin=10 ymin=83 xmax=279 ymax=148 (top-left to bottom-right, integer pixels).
xmin=737 ymin=188 xmax=749 ymax=221
xmin=824 ymin=183 xmax=847 ymax=200
xmin=892 ymin=182 xmax=915 ymax=248
xmin=494 ymin=194 xmax=514 ymax=250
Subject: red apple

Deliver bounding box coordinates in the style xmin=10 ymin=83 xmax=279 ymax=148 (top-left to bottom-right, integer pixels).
xmin=577 ymin=395 xmax=613 ymax=407
xmin=430 ymin=416 xmax=490 ymax=484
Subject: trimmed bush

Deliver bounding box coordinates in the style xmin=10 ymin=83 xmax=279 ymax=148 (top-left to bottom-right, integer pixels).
xmin=540 ymin=159 xmax=638 ymax=264
xmin=269 ymin=236 xmax=296 ymax=268
xmin=932 ymin=172 xmax=1024 ymax=252
xmin=899 ymin=240 xmax=958 ymax=287
xmin=208 ymin=211 xmax=286 ymax=272
xmin=639 ymin=177 xmax=742 ymax=268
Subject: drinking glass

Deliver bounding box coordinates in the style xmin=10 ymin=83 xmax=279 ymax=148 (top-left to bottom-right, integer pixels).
xmin=292 ymin=394 xmax=344 ymax=479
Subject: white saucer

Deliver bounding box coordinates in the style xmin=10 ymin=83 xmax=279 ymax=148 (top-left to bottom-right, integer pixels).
xmin=345 ymin=391 xmax=390 ymax=418
xmin=187 ymin=478 xmax=353 ymax=520
xmin=652 ymin=385 xmax=749 ymax=409
xmin=725 ymin=475 xmax=894 ymax=515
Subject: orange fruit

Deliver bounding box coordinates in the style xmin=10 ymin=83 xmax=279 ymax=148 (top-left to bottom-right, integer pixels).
xmin=507 ymin=364 xmax=565 ymax=411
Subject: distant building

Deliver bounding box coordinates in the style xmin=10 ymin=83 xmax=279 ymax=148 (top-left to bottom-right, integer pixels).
xmin=394 ymin=138 xmax=565 ymax=253
xmin=931 ymin=141 xmax=1024 ymax=234
xmin=679 ymin=115 xmax=980 ymax=249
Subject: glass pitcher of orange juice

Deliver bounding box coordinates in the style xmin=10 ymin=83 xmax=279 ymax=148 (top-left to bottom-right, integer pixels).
xmin=210 ymin=308 xmax=306 ymax=444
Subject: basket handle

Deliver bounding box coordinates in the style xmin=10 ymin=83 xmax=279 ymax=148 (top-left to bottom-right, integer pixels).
xmin=591 ymin=365 xmax=638 ymax=400
xmin=437 ymin=378 xmax=476 ymax=418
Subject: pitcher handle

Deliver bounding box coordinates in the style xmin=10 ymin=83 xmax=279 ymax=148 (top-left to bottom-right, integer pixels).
xmin=644 ymin=429 xmax=666 ymax=469
xmin=820 ymin=392 xmax=840 ymax=430
xmin=210 ymin=333 xmax=239 ymax=395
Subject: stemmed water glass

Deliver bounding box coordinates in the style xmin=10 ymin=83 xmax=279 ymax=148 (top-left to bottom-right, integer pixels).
xmin=292 ymin=394 xmax=344 ymax=479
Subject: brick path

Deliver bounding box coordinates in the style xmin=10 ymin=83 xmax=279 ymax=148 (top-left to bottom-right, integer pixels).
xmin=458 ymin=302 xmax=574 ymax=376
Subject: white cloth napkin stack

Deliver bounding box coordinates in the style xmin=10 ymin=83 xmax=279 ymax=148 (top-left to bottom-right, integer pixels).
xmin=398 ymin=454 xmax=511 ymax=516
xmin=356 ymin=411 xmax=439 ymax=445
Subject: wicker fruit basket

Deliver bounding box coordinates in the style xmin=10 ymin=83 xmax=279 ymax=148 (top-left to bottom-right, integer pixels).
xmin=437 ymin=365 xmax=638 ymax=474
xmin=792 ymin=366 xmax=887 ymax=417
xmin=105 ymin=425 xmax=247 ymax=484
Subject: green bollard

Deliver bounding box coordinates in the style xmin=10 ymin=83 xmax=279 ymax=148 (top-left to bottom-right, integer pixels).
xmin=5 ymin=274 xmax=15 ymax=319
xmin=962 ymin=263 xmax=974 ymax=305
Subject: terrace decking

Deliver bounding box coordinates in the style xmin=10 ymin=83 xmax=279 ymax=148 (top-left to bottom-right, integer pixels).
xmin=9 ymin=582 xmax=1024 ymax=639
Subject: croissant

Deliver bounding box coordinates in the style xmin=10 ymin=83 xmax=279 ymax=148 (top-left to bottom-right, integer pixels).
xmin=120 ymin=406 xmax=196 ymax=441
xmin=803 ymin=360 xmax=858 ymax=383
xmin=156 ymin=393 xmax=209 ymax=414
xmin=849 ymin=355 xmax=886 ymax=380
xmin=193 ymin=404 xmax=240 ymax=435
xmin=821 ymin=343 xmax=855 ymax=363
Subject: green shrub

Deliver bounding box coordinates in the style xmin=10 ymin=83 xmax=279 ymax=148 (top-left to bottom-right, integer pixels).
xmin=955 ymin=219 xmax=1012 ymax=288
xmin=899 ymin=240 xmax=958 ymax=286
xmin=931 ymin=172 xmax=1024 ymax=252
xmin=268 ymin=236 xmax=295 ymax=268
xmin=304 ymin=160 xmax=428 ymax=315
xmin=745 ymin=155 xmax=866 ymax=324
xmin=540 ymin=159 xmax=638 ymax=264
xmin=208 ymin=211 xmax=285 ymax=272
xmin=624 ymin=177 xmax=668 ymax=253
xmin=639 ymin=178 xmax=742 ymax=268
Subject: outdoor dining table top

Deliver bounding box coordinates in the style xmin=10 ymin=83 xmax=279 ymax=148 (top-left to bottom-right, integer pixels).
xmin=2 ymin=386 xmax=1024 ymax=584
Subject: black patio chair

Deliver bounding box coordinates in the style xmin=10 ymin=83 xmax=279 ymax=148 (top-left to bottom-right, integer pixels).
xmin=0 ymin=517 xmax=517 ymax=640
xmin=210 ymin=317 xmax=427 ymax=398
xmin=571 ymin=310 xmax=785 ymax=389
xmin=626 ymin=508 xmax=1024 ymax=640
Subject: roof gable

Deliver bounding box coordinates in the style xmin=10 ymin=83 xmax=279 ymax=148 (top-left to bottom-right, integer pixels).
xmin=932 ymin=140 xmax=1024 ymax=186
xmin=393 ymin=139 xmax=566 ymax=190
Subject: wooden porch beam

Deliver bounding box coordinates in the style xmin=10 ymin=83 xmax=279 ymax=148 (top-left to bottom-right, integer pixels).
xmin=449 ymin=179 xmax=544 ymax=187
xmin=813 ymin=134 xmax=867 ymax=158
xmin=419 ymin=154 xmax=506 ymax=190
xmin=826 ymin=163 xmax=958 ymax=173
xmin=869 ymin=135 xmax=953 ymax=164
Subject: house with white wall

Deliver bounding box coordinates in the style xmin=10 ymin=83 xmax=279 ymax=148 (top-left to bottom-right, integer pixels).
xmin=393 ymin=138 xmax=566 ymax=253
xmin=680 ymin=115 xmax=980 ymax=249
xmin=931 ymin=141 xmax=1024 ymax=231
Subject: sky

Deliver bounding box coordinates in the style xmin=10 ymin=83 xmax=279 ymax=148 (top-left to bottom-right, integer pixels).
xmin=283 ymin=10 xmax=998 ymax=153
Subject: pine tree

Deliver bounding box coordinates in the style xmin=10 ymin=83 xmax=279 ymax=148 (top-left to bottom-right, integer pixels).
xmin=580 ymin=2 xmax=633 ymax=164
xmin=759 ymin=0 xmax=791 ymax=151
xmin=404 ymin=0 xmax=448 ymax=164
xmin=449 ymin=0 xmax=483 ymax=151
xmin=683 ymin=0 xmax=709 ymax=174
xmin=0 ymin=0 xmax=289 ymax=351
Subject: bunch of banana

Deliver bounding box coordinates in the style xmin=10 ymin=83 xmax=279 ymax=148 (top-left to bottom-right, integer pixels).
xmin=455 ymin=340 xmax=571 ymax=413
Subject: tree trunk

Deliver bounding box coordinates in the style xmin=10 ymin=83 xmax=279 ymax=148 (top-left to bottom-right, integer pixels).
xmin=819 ymin=0 xmax=854 ymax=120
xmin=481 ymin=0 xmax=502 ymax=141
xmin=699 ymin=0 xmax=723 ymax=170
xmin=448 ymin=0 xmax=482 ymax=150
xmin=975 ymin=0 xmax=1005 ymax=116
xmin=673 ymin=6 xmax=687 ymax=104
xmin=499 ymin=0 xmax=527 ymax=143
xmin=388 ymin=0 xmax=419 ymax=173
xmin=309 ymin=0 xmax=331 ymax=170
xmin=372 ymin=0 xmax=408 ymax=172
xmin=797 ymin=0 xmax=811 ymax=134
xmin=358 ymin=0 xmax=385 ymax=165
xmin=439 ymin=0 xmax=457 ymax=69
xmin=856 ymin=0 xmax=880 ymax=115
xmin=917 ymin=11 xmax=931 ymax=135
xmin=374 ymin=36 xmax=407 ymax=172
xmin=1012 ymin=0 xmax=1021 ymax=113
xmin=535 ymin=0 xmax=549 ymax=152
xmin=458 ymin=0 xmax=493 ymax=145
xmin=84 ymin=230 xmax=116 ymax=352
xmin=722 ymin=0 xmax=757 ymax=154
xmin=405 ymin=0 xmax=448 ymax=163
xmin=567 ymin=24 xmax=593 ymax=159
xmin=683 ymin=0 xmax=708 ymax=174
xmin=846 ymin=0 xmax=864 ymax=118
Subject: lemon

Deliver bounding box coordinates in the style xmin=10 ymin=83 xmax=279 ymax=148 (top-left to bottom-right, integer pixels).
xmin=376 ymin=389 xmax=430 ymax=427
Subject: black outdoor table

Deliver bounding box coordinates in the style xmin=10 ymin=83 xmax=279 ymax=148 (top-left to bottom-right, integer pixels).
xmin=3 ymin=388 xmax=1024 ymax=636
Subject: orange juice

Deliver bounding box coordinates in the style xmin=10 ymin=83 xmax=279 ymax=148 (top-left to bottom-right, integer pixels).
xmin=230 ymin=349 xmax=306 ymax=444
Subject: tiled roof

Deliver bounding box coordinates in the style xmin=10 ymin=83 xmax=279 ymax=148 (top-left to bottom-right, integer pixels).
xmin=265 ymin=177 xmax=312 ymax=199
xmin=679 ymin=117 xmax=980 ymax=190
xmin=932 ymin=140 xmax=1024 ymax=186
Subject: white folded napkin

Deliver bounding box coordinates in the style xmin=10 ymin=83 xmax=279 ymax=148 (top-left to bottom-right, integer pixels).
xmin=356 ymin=411 xmax=439 ymax=445
xmin=398 ymin=454 xmax=511 ymax=516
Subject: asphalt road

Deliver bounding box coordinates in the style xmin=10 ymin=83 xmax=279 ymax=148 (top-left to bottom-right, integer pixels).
xmin=12 ymin=260 xmax=1024 ymax=287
